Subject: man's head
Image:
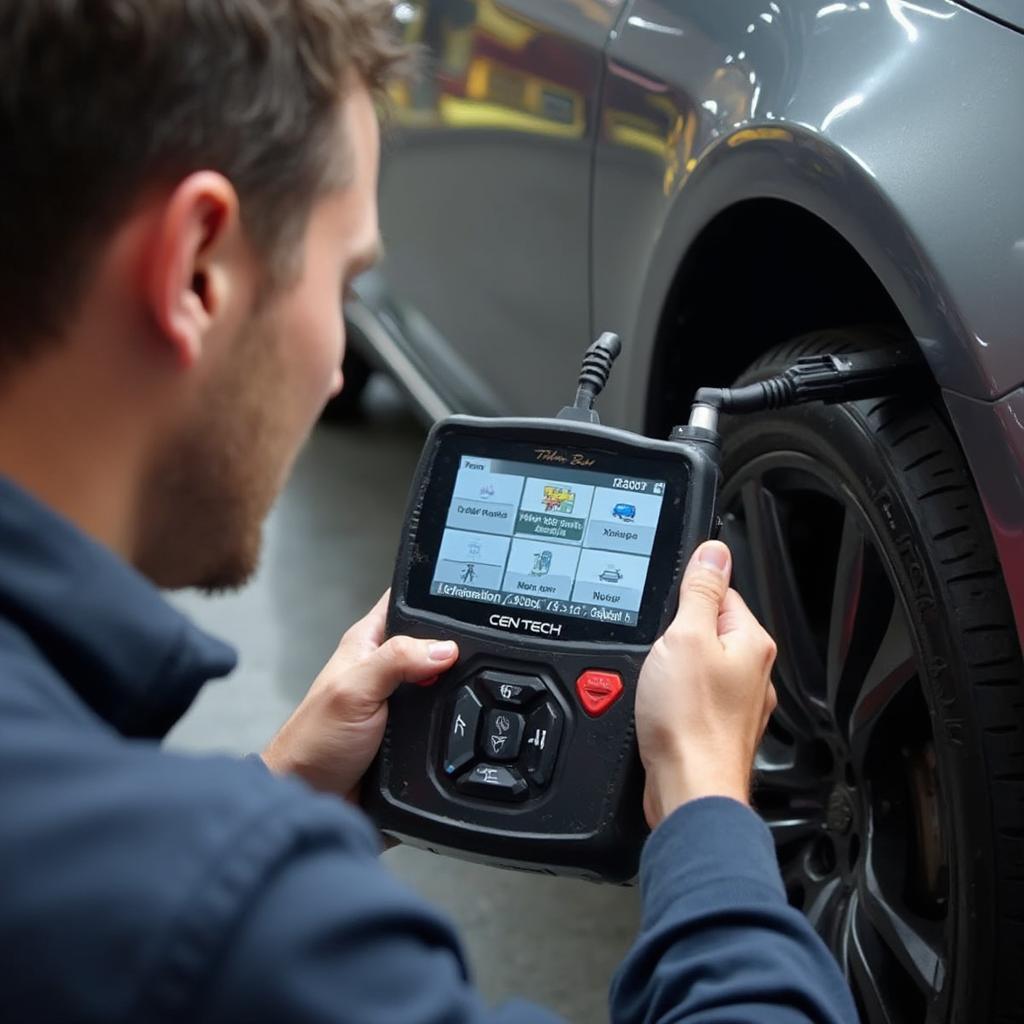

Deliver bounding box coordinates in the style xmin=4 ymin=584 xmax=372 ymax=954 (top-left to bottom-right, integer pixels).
xmin=0 ymin=0 xmax=403 ymax=589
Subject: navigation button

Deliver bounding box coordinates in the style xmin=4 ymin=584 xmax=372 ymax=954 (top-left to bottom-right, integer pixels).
xmin=457 ymin=763 xmax=528 ymax=801
xmin=523 ymin=701 xmax=563 ymax=786
xmin=444 ymin=687 xmax=483 ymax=776
xmin=478 ymin=670 xmax=547 ymax=707
xmin=576 ymin=670 xmax=623 ymax=716
xmin=482 ymin=708 xmax=525 ymax=762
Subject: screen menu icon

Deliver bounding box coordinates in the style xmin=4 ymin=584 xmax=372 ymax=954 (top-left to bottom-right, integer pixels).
xmin=429 ymin=454 xmax=668 ymax=627
xmin=501 ymin=538 xmax=582 ymax=600
xmin=583 ymin=487 xmax=662 ymax=556
xmin=514 ymin=477 xmax=595 ymax=543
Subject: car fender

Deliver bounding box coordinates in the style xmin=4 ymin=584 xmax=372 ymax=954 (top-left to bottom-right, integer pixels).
xmin=594 ymin=0 xmax=1024 ymax=429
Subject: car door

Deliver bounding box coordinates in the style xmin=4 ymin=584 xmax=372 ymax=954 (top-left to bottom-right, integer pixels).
xmin=379 ymin=0 xmax=627 ymax=417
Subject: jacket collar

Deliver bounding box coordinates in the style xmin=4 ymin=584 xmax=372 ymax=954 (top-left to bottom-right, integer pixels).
xmin=0 ymin=476 xmax=237 ymax=738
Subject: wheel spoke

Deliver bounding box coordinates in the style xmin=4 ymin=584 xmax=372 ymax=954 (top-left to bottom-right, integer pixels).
xmin=844 ymin=893 xmax=898 ymax=1024
xmin=859 ymin=848 xmax=946 ymax=996
xmin=739 ymin=481 xmax=825 ymax=719
xmin=805 ymin=875 xmax=846 ymax=940
xmin=848 ymin=602 xmax=917 ymax=768
xmin=755 ymin=732 xmax=829 ymax=798
xmin=779 ymin=848 xmax=847 ymax=943
xmin=826 ymin=508 xmax=867 ymax=711
xmin=755 ymin=746 xmax=825 ymax=797
xmin=720 ymin=512 xmax=762 ymax=621
xmin=763 ymin=812 xmax=823 ymax=848
xmin=755 ymin=738 xmax=828 ymax=850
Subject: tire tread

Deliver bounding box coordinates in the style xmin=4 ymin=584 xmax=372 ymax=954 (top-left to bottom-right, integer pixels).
xmin=739 ymin=328 xmax=1024 ymax=1021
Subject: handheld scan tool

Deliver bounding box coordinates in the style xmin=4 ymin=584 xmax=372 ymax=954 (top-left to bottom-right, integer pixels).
xmin=363 ymin=334 xmax=918 ymax=881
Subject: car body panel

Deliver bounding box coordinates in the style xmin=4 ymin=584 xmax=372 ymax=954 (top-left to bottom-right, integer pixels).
xmin=594 ymin=0 xmax=1024 ymax=433
xmin=370 ymin=0 xmax=1024 ymax=423
xmin=376 ymin=0 xmax=628 ymax=418
xmin=958 ymin=0 xmax=1024 ymax=32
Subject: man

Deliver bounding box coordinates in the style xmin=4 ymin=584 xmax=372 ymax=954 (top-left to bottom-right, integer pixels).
xmin=0 ymin=2 xmax=858 ymax=1021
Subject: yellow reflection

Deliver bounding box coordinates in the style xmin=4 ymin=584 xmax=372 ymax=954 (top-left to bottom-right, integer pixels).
xmin=442 ymin=56 xmax=585 ymax=138
xmin=386 ymin=0 xmax=592 ymax=138
xmin=603 ymin=87 xmax=697 ymax=195
xmin=475 ymin=0 xmax=534 ymax=50
xmin=604 ymin=110 xmax=669 ymax=157
xmin=565 ymin=0 xmax=624 ymax=27
xmin=727 ymin=126 xmax=794 ymax=147
xmin=439 ymin=95 xmax=584 ymax=137
xmin=663 ymin=109 xmax=698 ymax=194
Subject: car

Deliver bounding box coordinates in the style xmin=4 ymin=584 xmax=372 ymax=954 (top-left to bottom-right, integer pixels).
xmin=346 ymin=3 xmax=1024 ymax=1021
xmin=611 ymin=502 xmax=637 ymax=523
xmin=599 ymin=566 xmax=624 ymax=584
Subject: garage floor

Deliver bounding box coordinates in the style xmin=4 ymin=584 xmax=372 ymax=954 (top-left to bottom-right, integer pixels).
xmin=166 ymin=377 xmax=640 ymax=1023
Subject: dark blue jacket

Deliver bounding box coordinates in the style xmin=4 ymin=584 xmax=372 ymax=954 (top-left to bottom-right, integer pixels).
xmin=0 ymin=477 xmax=858 ymax=1023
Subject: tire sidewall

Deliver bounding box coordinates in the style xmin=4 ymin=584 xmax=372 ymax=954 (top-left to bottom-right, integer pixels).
xmin=720 ymin=399 xmax=992 ymax=1018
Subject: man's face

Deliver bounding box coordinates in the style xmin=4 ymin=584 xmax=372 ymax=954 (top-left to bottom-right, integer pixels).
xmin=141 ymin=84 xmax=381 ymax=590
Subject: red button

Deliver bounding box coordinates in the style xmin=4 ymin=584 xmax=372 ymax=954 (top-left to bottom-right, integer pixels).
xmin=576 ymin=670 xmax=623 ymax=716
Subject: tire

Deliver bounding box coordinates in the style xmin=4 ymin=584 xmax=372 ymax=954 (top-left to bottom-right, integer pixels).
xmin=718 ymin=328 xmax=1024 ymax=1024
xmin=321 ymin=342 xmax=373 ymax=421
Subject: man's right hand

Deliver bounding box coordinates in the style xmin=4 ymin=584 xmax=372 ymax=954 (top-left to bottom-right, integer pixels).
xmin=635 ymin=540 xmax=778 ymax=829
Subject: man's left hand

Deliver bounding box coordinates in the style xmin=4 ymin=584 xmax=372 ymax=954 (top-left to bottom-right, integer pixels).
xmin=261 ymin=591 xmax=459 ymax=801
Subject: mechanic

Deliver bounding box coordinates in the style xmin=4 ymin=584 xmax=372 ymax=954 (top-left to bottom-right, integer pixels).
xmin=0 ymin=2 xmax=858 ymax=1022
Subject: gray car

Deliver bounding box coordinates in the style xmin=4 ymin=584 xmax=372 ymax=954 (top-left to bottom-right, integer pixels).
xmin=344 ymin=2 xmax=1024 ymax=1020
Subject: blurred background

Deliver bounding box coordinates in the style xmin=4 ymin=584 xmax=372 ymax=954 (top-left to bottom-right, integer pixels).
xmin=166 ymin=375 xmax=640 ymax=1023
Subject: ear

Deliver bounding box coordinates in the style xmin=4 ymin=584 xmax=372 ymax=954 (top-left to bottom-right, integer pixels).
xmin=144 ymin=171 xmax=243 ymax=368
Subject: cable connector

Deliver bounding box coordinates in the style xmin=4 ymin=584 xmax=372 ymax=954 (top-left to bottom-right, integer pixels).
xmin=558 ymin=332 xmax=623 ymax=423
xmin=694 ymin=346 xmax=920 ymax=420
xmin=672 ymin=344 xmax=922 ymax=440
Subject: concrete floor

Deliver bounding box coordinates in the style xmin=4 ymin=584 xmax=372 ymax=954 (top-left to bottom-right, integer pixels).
xmin=166 ymin=376 xmax=640 ymax=1022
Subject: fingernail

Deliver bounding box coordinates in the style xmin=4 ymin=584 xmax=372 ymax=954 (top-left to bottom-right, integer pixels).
xmin=428 ymin=640 xmax=457 ymax=661
xmin=414 ymin=674 xmax=439 ymax=688
xmin=697 ymin=541 xmax=729 ymax=573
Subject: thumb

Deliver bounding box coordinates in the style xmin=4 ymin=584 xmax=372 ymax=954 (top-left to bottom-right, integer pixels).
xmin=356 ymin=635 xmax=459 ymax=703
xmin=677 ymin=541 xmax=732 ymax=633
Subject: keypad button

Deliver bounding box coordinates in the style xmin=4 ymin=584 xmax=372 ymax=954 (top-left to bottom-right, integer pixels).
xmin=478 ymin=670 xmax=547 ymax=708
xmin=523 ymin=701 xmax=563 ymax=787
xmin=457 ymin=763 xmax=528 ymax=801
xmin=482 ymin=708 xmax=525 ymax=763
xmin=576 ymin=669 xmax=623 ymax=717
xmin=443 ymin=687 xmax=483 ymax=777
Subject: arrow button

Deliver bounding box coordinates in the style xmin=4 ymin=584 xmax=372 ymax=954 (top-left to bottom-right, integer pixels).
xmin=444 ymin=687 xmax=482 ymax=776
xmin=523 ymin=700 xmax=563 ymax=787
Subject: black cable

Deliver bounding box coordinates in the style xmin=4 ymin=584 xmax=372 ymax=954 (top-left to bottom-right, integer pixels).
xmin=558 ymin=332 xmax=622 ymax=424
xmin=670 ymin=344 xmax=923 ymax=462
xmin=693 ymin=346 xmax=921 ymax=416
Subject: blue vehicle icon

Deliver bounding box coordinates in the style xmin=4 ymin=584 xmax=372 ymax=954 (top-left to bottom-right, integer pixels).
xmin=611 ymin=503 xmax=636 ymax=523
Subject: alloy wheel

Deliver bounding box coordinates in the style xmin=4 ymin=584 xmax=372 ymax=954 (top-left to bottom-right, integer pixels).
xmin=720 ymin=451 xmax=953 ymax=1023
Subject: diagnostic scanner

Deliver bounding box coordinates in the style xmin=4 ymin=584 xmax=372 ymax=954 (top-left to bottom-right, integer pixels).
xmin=363 ymin=334 xmax=920 ymax=882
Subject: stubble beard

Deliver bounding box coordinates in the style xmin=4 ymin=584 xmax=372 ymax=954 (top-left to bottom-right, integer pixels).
xmin=136 ymin=312 xmax=296 ymax=592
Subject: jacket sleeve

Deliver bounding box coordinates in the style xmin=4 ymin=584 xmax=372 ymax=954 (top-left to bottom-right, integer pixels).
xmin=610 ymin=797 xmax=860 ymax=1024
xmin=193 ymin=825 xmax=565 ymax=1024
xmin=195 ymin=793 xmax=856 ymax=1024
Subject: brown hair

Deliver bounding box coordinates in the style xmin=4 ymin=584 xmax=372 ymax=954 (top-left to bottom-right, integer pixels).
xmin=0 ymin=0 xmax=405 ymax=363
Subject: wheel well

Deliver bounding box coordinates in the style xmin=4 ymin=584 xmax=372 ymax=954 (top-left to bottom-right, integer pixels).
xmin=645 ymin=199 xmax=912 ymax=436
